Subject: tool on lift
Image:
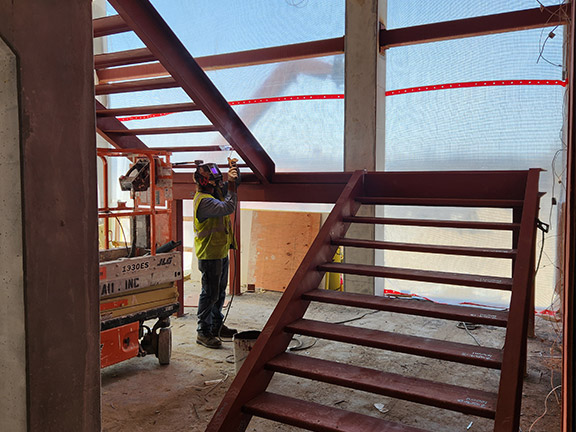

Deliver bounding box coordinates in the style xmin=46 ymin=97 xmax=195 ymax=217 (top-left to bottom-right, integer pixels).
xmin=119 ymin=159 xmax=153 ymax=192
xmin=156 ymin=240 xmax=182 ymax=254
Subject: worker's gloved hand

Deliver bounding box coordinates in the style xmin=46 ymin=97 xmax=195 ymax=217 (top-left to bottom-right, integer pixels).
xmin=228 ymin=166 xmax=239 ymax=183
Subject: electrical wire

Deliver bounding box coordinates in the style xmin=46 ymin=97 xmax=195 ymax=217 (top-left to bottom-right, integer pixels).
xmin=457 ymin=322 xmax=482 ymax=347
xmin=218 ymin=174 xmax=240 ymax=342
xmin=528 ymin=384 xmax=562 ymax=432
xmin=114 ymin=216 xmax=131 ymax=255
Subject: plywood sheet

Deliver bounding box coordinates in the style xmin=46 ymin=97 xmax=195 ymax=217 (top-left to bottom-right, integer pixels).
xmin=249 ymin=211 xmax=321 ymax=292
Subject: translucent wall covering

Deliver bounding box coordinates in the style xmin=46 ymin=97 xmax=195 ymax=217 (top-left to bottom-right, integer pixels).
xmin=106 ymin=55 xmax=344 ymax=171
xmin=105 ymin=0 xmax=345 ymax=172
xmin=379 ymin=27 xmax=566 ymax=309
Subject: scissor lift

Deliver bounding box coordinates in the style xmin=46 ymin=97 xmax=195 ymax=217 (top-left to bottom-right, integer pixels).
xmin=98 ymin=148 xmax=182 ymax=367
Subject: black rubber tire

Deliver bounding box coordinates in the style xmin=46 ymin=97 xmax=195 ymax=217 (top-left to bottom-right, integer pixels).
xmin=157 ymin=327 xmax=172 ymax=365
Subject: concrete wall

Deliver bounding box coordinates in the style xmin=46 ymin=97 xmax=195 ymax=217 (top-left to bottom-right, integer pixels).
xmin=0 ymin=37 xmax=26 ymax=432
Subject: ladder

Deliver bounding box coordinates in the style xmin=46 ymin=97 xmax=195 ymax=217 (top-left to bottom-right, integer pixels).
xmin=208 ymin=169 xmax=541 ymax=432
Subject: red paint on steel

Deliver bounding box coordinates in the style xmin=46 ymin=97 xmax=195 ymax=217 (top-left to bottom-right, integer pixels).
xmin=285 ymin=318 xmax=503 ymax=369
xmin=96 ymin=37 xmax=345 ymax=83
xmin=267 ymin=353 xmax=498 ymax=417
xmin=494 ymin=169 xmax=542 ymax=431
xmin=205 ymin=171 xmax=365 ymax=431
xmin=96 ymin=100 xmax=149 ymax=150
xmin=301 ymin=288 xmax=509 ymax=327
xmin=380 ymin=4 xmax=571 ymax=49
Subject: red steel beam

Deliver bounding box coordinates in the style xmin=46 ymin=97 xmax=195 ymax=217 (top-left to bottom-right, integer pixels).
xmin=109 ymin=0 xmax=275 ymax=184
xmin=563 ymin=1 xmax=576 ymax=429
xmin=96 ymin=102 xmax=199 ymax=117
xmin=95 ymin=100 xmax=149 ymax=150
xmin=93 ymin=15 xmax=131 ymax=38
xmin=103 ymin=125 xmax=217 ymax=135
xmin=494 ymin=169 xmax=542 ymax=431
xmin=95 ymin=47 xmax=155 ymax=69
xmin=145 ymin=146 xmax=224 ymax=152
xmin=96 ymin=37 xmax=345 ymax=83
xmin=380 ymin=4 xmax=571 ymax=49
xmin=95 ymin=76 xmax=177 ymax=95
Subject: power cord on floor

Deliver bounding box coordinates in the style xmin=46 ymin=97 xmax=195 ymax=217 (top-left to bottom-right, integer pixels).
xmin=528 ymin=384 xmax=562 ymax=432
xmin=457 ymin=322 xmax=482 ymax=347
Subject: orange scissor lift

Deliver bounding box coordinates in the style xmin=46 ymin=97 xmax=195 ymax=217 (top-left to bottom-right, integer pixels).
xmin=98 ymin=148 xmax=182 ymax=368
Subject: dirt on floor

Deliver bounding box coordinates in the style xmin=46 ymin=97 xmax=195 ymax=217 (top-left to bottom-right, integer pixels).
xmin=101 ymin=287 xmax=563 ymax=432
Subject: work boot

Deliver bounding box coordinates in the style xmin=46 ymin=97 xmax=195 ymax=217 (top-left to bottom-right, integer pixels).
xmin=217 ymin=325 xmax=238 ymax=339
xmin=196 ymin=333 xmax=222 ymax=349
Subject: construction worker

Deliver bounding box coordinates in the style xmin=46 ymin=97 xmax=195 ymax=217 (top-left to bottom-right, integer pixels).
xmin=193 ymin=161 xmax=239 ymax=348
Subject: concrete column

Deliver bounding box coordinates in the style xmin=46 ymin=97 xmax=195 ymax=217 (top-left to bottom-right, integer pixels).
xmin=344 ymin=0 xmax=387 ymax=294
xmin=0 ymin=37 xmax=26 ymax=432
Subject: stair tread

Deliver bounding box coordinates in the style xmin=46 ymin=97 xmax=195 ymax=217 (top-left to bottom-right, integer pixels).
xmin=335 ymin=237 xmax=516 ymax=258
xmin=244 ymin=391 xmax=430 ymax=432
xmin=355 ymin=197 xmax=524 ymax=208
xmin=266 ymin=353 xmax=498 ymax=418
xmin=301 ymin=289 xmax=508 ymax=327
xmin=285 ymin=319 xmax=503 ymax=369
xmin=318 ymin=262 xmax=512 ymax=290
xmin=343 ymin=216 xmax=520 ymax=231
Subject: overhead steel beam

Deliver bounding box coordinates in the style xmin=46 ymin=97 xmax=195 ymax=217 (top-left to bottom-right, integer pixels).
xmin=380 ymin=4 xmax=571 ymax=49
xmin=95 ymin=47 xmax=156 ymax=69
xmin=103 ymin=125 xmax=217 ymax=135
xmin=172 ymin=171 xmax=353 ymax=202
xmin=93 ymin=15 xmax=131 ymax=38
xmin=95 ymin=76 xmax=177 ymax=95
xmin=96 ymin=102 xmax=199 ymax=117
xmin=96 ymin=100 xmax=149 ymax=150
xmin=96 ymin=37 xmax=345 ymax=83
xmin=109 ymin=0 xmax=275 ymax=184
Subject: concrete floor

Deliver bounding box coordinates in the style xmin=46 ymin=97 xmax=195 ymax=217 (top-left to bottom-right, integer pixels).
xmin=102 ymin=285 xmax=562 ymax=432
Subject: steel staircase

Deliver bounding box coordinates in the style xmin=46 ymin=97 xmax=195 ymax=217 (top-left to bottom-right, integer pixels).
xmin=208 ymin=169 xmax=541 ymax=432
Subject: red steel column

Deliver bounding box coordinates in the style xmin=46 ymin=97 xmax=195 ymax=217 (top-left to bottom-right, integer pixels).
xmin=0 ymin=1 xmax=101 ymax=431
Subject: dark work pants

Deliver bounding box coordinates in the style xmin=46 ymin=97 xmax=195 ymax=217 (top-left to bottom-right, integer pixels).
xmin=197 ymin=256 xmax=229 ymax=336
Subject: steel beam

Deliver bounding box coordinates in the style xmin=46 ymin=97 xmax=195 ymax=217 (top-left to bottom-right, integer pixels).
xmin=103 ymin=125 xmax=217 ymax=135
xmin=96 ymin=100 xmax=149 ymax=150
xmin=93 ymin=15 xmax=131 ymax=38
xmin=96 ymin=37 xmax=345 ymax=83
xmin=94 ymin=47 xmax=155 ymax=69
xmin=103 ymin=1 xmax=275 ymax=183
xmin=95 ymin=76 xmax=177 ymax=95
xmin=96 ymin=102 xmax=199 ymax=117
xmin=381 ymin=4 xmax=571 ymax=49
xmin=109 ymin=0 xmax=275 ymax=183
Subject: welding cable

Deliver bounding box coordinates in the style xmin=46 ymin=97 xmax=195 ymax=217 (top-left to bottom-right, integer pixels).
xmin=217 ymin=180 xmax=240 ymax=342
xmin=456 ymin=322 xmax=482 ymax=347
xmin=288 ymin=337 xmax=317 ymax=352
xmin=114 ymin=216 xmax=130 ymax=255
xmin=528 ymin=384 xmax=562 ymax=432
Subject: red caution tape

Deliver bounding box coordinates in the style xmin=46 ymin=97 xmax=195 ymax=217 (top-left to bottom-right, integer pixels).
xmin=118 ymin=80 xmax=566 ymax=121
xmin=384 ymin=79 xmax=567 ymax=96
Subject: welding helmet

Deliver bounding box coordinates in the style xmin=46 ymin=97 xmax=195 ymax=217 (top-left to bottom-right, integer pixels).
xmin=194 ymin=162 xmax=223 ymax=188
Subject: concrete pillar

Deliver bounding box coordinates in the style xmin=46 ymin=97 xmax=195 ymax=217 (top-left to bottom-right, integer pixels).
xmin=0 ymin=37 xmax=26 ymax=432
xmin=344 ymin=0 xmax=387 ymax=294
xmin=0 ymin=2 xmax=100 ymax=431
